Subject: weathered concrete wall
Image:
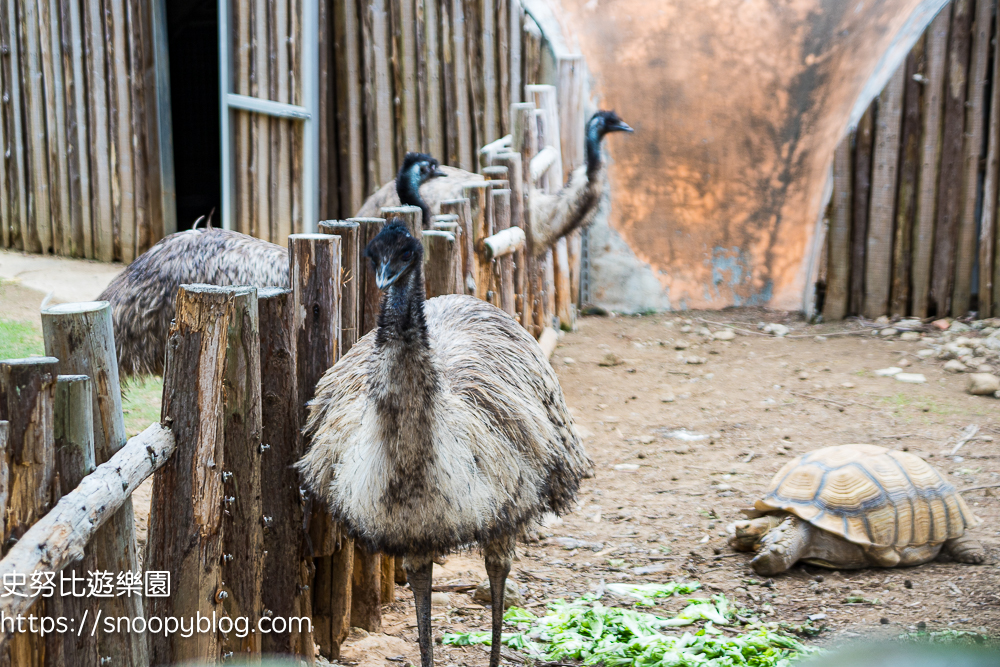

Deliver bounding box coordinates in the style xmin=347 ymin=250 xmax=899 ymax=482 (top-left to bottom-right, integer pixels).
xmin=547 ymin=0 xmax=948 ymax=312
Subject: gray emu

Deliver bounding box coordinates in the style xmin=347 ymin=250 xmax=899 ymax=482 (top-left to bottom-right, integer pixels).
xmin=98 ymin=227 xmax=287 ymax=377
xmin=356 ymin=111 xmax=633 ymax=252
xmin=297 ymin=222 xmax=590 ymax=667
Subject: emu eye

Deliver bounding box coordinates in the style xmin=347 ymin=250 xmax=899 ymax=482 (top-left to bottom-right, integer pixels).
xmin=401 ymin=250 xmax=413 ymax=261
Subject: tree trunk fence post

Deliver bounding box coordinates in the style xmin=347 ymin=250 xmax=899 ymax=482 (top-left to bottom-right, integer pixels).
xmin=40 ymin=301 xmax=147 ymax=666
xmin=492 ymin=152 xmax=525 ymax=318
xmin=432 ymin=215 xmax=464 ymax=293
xmin=512 ymin=102 xmax=539 ymax=336
xmin=491 ymin=188 xmax=516 ymax=316
xmin=423 ymin=230 xmax=458 ymax=297
xmin=352 ymin=217 xmax=389 ymax=335
xmin=463 ymin=181 xmax=494 ymax=303
xmin=439 ymin=199 xmax=475 ymax=295
xmin=320 ymin=220 xmax=362 ymax=354
xmin=380 ymin=205 xmax=424 ymax=237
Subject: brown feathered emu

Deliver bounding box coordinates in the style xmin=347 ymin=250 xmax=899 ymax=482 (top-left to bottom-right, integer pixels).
xmin=98 ymin=226 xmax=288 ymax=377
xmin=356 ymin=111 xmax=633 ymax=253
xmin=297 ymin=221 xmax=590 ymax=667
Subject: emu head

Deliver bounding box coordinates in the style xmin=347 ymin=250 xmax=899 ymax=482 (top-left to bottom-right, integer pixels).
xmin=589 ymin=110 xmax=633 ymax=138
xmin=398 ymin=152 xmax=446 ymax=189
xmin=366 ymin=221 xmax=423 ymax=290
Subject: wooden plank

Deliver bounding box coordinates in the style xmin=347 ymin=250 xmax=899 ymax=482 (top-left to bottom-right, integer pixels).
xmin=371 ymin=0 xmax=395 ymax=185
xmin=424 ymin=229 xmax=457 ymax=296
xmin=350 ymin=543 xmax=382 ymax=631
xmin=953 ymin=0 xmax=991 ymax=315
xmin=352 ymin=217 xmax=387 ymax=331
xmin=496 ymin=0 xmax=508 ymax=136
xmin=40 ymin=302 xmax=147 ymax=666
xmin=863 ymin=64 xmax=904 ymax=319
xmin=492 ymin=188 xmax=514 ymax=314
xmin=2 ymin=0 xmax=27 ymax=252
xmin=464 ymin=181 xmax=493 ymax=300
xmin=125 ymin=0 xmax=151 ymax=255
xmin=400 ymin=0 xmax=418 ymax=153
xmin=481 ymin=0 xmax=497 ymax=143
xmin=380 ymin=204 xmax=423 ymax=237
xmin=0 ymin=0 xmax=10 ymax=248
xmin=334 ymin=0 xmax=364 ymax=215
xmin=509 ymin=0 xmax=521 ymax=104
xmin=320 ymin=220 xmax=361 ymax=354
xmin=234 ymin=0 xmax=252 ymax=235
xmin=254 ymin=0 xmax=271 ymax=239
xmin=512 ymin=102 xmax=538 ymax=334
xmin=556 ymin=58 xmax=586 ymax=311
xmin=985 ymin=3 xmax=1000 ymax=317
xmin=451 ymin=0 xmax=472 ymax=169
xmin=37 ymin=0 xmax=69 ymax=256
xmin=46 ymin=375 xmax=99 ymax=666
xmin=441 ymin=0 xmax=458 ymax=165
xmin=290 ymin=0 xmax=302 ymax=233
xmin=849 ymin=104 xmax=874 ymax=315
xmin=60 ymin=0 xmax=93 ymax=257
xmin=319 ymin=0 xmax=336 ymax=220
xmin=312 ymin=545 xmax=353 ymax=659
xmin=0 ymin=357 xmax=56 ymax=665
xmin=466 ymin=0 xmax=484 ymax=152
xmin=83 ymin=0 xmax=113 ymax=261
xmin=140 ymin=0 xmax=171 ymax=245
xmin=931 ymin=0 xmax=971 ymax=316
xmin=522 ymin=14 xmax=542 ymax=91
xmin=824 ymin=137 xmax=852 ymax=320
xmin=912 ymin=9 xmax=949 ymax=318
xmin=890 ymin=39 xmax=924 ymax=317
xmin=107 ymin=0 xmax=136 ymax=261
xmin=259 ymin=287 xmax=313 ymax=657
xmin=272 ymin=0 xmax=293 ymax=241
xmin=19 ymin=0 xmax=51 ymax=253
xmin=421 ymin=0 xmax=443 ymax=160
xmin=439 ymin=199 xmax=474 ymax=293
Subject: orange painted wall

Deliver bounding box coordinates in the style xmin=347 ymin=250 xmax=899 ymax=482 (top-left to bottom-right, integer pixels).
xmin=549 ymin=0 xmax=946 ymax=310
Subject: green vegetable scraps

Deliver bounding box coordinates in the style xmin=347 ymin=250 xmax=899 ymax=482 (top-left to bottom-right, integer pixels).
xmin=605 ymin=582 xmax=701 ymax=606
xmin=441 ymin=589 xmax=815 ymax=667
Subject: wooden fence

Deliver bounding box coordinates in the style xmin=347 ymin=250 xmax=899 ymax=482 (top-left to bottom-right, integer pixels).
xmin=0 ymin=0 xmax=172 ymax=264
xmin=821 ymin=0 xmax=1000 ymax=320
xmin=0 ymin=121 xmax=562 ymax=661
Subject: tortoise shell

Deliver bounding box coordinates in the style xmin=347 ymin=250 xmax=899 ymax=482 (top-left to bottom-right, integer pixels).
xmin=755 ymin=444 xmax=979 ymax=549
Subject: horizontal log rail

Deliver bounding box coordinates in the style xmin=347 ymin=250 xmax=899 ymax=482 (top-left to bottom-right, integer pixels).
xmin=0 ymin=422 xmax=174 ymax=633
xmin=529 ymin=145 xmax=559 ymax=183
xmin=483 ymin=227 xmax=525 ymax=259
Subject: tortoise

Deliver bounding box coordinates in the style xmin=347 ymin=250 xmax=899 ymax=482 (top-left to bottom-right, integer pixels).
xmin=727 ymin=444 xmax=985 ymax=575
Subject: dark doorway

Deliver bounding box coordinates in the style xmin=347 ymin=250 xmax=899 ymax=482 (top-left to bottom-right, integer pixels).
xmin=166 ymin=0 xmax=220 ymax=230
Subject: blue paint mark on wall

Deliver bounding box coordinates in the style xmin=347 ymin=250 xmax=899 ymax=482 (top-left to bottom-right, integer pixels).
xmin=710 ymin=246 xmax=773 ymax=306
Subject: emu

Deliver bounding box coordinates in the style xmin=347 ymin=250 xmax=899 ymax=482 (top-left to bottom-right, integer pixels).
xmin=356 ymin=111 xmax=633 ymax=253
xmin=297 ymin=221 xmax=590 ymax=667
xmin=98 ymin=225 xmax=287 ymax=377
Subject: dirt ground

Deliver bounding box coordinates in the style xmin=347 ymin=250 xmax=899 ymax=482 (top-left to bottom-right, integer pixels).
xmin=343 ymin=309 xmax=999 ymax=667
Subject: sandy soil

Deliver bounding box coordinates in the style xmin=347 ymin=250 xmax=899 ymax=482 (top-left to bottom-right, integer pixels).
xmin=342 ymin=309 xmax=999 ymax=666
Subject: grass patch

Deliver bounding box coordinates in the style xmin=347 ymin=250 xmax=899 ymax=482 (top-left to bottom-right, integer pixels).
xmin=122 ymin=376 xmax=163 ymax=437
xmin=0 ymin=319 xmax=44 ymax=359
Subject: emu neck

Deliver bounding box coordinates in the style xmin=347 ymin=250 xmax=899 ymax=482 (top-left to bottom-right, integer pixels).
xmin=370 ymin=264 xmax=439 ymax=458
xmin=397 ymin=170 xmax=433 ymax=229
xmin=585 ymin=123 xmax=604 ymax=181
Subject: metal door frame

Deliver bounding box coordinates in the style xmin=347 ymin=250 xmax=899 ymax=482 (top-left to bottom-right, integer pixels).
xmin=218 ymin=0 xmax=319 ymax=234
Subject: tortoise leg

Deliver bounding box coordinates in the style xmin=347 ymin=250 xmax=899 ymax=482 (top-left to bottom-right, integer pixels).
xmin=750 ymin=515 xmax=812 ymax=576
xmin=485 ymin=537 xmax=515 ymax=667
xmin=943 ymin=536 xmax=986 ymax=564
xmin=404 ymin=555 xmax=435 ymax=667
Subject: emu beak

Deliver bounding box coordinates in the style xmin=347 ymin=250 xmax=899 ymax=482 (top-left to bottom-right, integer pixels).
xmin=375 ymin=262 xmax=402 ymax=290
xmin=615 ymin=121 xmax=634 ymax=133
xmin=432 ymin=167 xmax=447 ymax=178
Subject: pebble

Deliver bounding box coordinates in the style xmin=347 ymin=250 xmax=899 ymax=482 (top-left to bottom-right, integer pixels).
xmin=879 ymin=328 xmax=898 ymax=337
xmin=599 ymin=353 xmax=625 ymax=367
xmin=967 ymin=373 xmax=1000 ymax=396
xmin=897 ymin=319 xmax=923 ymax=329
xmin=673 ymin=444 xmax=691 ymax=454
xmin=808 ymin=613 xmax=827 ymax=621
xmin=685 ymin=356 xmax=708 ymax=365
xmin=917 ymin=348 xmax=936 ymax=358
xmin=874 ymin=367 xmax=902 ymax=376
xmin=841 ymin=381 xmax=855 ymax=388
xmin=895 ymin=373 xmax=926 ymax=384
xmin=473 ymin=578 xmax=523 ymax=608
xmin=897 ymin=358 xmax=911 ymax=368
xmin=674 ymin=340 xmax=690 ymax=350
xmin=639 ymin=435 xmax=656 ymax=444
xmin=944 ymin=359 xmax=967 ymax=373
xmin=900 ymin=331 xmax=921 ymax=341
xmin=614 ymin=463 xmax=640 ymax=471
xmin=660 ymin=393 xmax=676 ymax=403
xmin=431 ymin=592 xmax=451 ymax=607
xmin=632 ymin=564 xmax=669 ymax=576
xmin=546 ymin=537 xmax=604 ymax=551
xmin=680 ymin=325 xmax=692 ymax=333
xmin=762 ymin=323 xmax=790 ymax=337
xmin=714 ymin=483 xmax=732 ymax=492
xmin=563 ymin=357 xmax=576 ymax=365
xmin=798 ymin=371 xmax=809 ymax=380
xmin=713 ymin=329 xmax=736 ymax=341
xmin=932 ymin=319 xmax=951 ymax=330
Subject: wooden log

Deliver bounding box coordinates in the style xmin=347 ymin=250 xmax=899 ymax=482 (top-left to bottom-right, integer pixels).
xmin=419 ymin=0 xmax=443 ymax=160
xmin=492 ymin=152 xmax=524 ymax=305
xmin=554 ymin=238 xmax=573 ymax=329
xmin=450 ymin=0 xmax=473 ymax=169
xmin=319 ymin=0 xmax=336 ymax=223
xmin=441 ymin=0 xmax=457 ymax=164
xmin=497 ymin=0 xmax=509 ymax=135
xmin=891 ymin=40 xmax=924 ymax=317
xmin=312 ymin=544 xmax=353 ymax=659
xmin=432 ymin=215 xmax=464 ymax=291
xmin=522 ymin=15 xmax=542 ymax=102
xmin=254 ymin=0 xmax=272 ymax=238
xmin=463 ymin=181 xmax=494 ymax=301
xmin=82 ymin=0 xmax=113 ymax=261
xmin=931 ymin=0 xmax=972 ymax=316
xmin=423 ymin=229 xmax=457 ymax=297
xmin=527 ymin=85 xmax=563 ymax=186
xmin=146 ymin=286 xmax=247 ymax=663
xmin=953 ymin=0 xmax=991 ymax=315
xmin=350 ymin=543 xmax=382 ymax=632
xmin=512 ymin=103 xmax=539 ymax=334
xmin=824 ymin=136 xmax=852 ymax=320
xmin=0 ymin=420 xmax=6 ymax=551
xmin=37 ymin=0 xmax=69 ymax=256
xmin=483 ymin=220 xmax=524 ymax=258
xmin=380 ymin=204 xmax=423 ymax=236
xmin=913 ymin=9 xmax=949 ymax=318
xmin=370 ymin=0 xmax=395 ymax=187
xmin=479 ymin=134 xmax=512 ymax=167
xmin=352 ymin=217 xmax=388 ymax=333
xmin=219 ymin=286 xmax=263 ymax=659
xmin=19 ymin=0 xmax=51 ymax=253
xmin=850 ymin=104 xmax=874 ymax=315
xmin=40 ymin=301 xmax=145 ymax=665
xmin=272 ymin=0 xmax=293 ymax=241
xmin=399 ymin=0 xmax=418 ymax=154
xmin=0 ymin=423 xmax=172 ymax=647
xmin=482 ymin=165 xmax=509 ymax=181
xmin=107 ymin=0 xmax=136 ymax=261
xmin=334 ymin=0 xmax=365 ymax=216
xmin=0 ymin=0 xmax=25 ymax=251
xmin=320 ymin=220 xmax=362 ymax=354
xmin=557 ymin=57 xmax=587 ymax=311
xmin=234 ymin=0 xmax=252 ymax=236
xmin=863 ymin=64 xmax=904 ymax=319
xmin=491 ymin=188 xmax=515 ymax=315
xmin=126 ymin=0 xmax=153 ymax=254
xmin=60 ymin=0 xmax=90 ymax=256
xmin=53 ymin=374 xmax=95 ymax=492
xmin=466 ymin=0 xmax=485 ymax=153
xmin=440 ymin=198 xmax=475 ymax=294
xmin=481 ymin=0 xmax=498 ymax=143
xmin=542 ymin=248 xmax=555 ymax=329
xmin=538 ymin=326 xmax=557 ymax=359
xmin=380 ymin=554 xmax=395 ymax=603
xmin=258 ymin=288 xmax=311 ymax=658
xmin=984 ymin=4 xmax=1000 ymax=318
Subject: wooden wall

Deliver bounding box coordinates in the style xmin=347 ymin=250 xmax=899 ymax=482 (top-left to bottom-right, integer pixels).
xmin=0 ymin=0 xmax=171 ymax=263
xmin=822 ymin=0 xmax=1000 ymax=319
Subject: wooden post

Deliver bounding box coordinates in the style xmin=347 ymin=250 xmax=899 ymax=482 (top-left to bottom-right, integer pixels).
xmin=352 ymin=217 xmax=388 ymax=334
xmin=440 ymin=199 xmax=475 ymax=295
xmin=334 ymin=0 xmax=365 ymax=215
xmin=423 ymin=230 xmax=457 ymax=297
xmin=913 ymin=9 xmax=949 ymax=318
xmin=863 ymin=64 xmax=904 ymax=319
xmin=380 ymin=204 xmax=423 ymax=236
xmin=47 ymin=375 xmax=98 ymax=667
xmin=983 ymin=6 xmax=1000 ymax=318
xmin=850 ymin=104 xmax=874 ymax=315
xmin=512 ymin=102 xmax=539 ymax=335
xmin=0 ymin=419 xmax=6 ymax=547
xmin=219 ymin=288 xmax=264 ymax=660
xmin=40 ymin=301 xmax=146 ymax=666
xmin=463 ymin=181 xmax=495 ymax=303
xmin=824 ymin=136 xmax=852 ymax=320
xmin=258 ymin=288 xmax=312 ymax=658
xmin=493 ymin=152 xmax=525 ymax=310
xmin=350 ymin=543 xmax=382 ymax=632
xmin=145 ymin=286 xmax=247 ymax=662
xmin=0 ymin=358 xmax=56 ymax=666
xmin=953 ymin=0 xmax=991 ymax=315
xmin=320 ymin=220 xmax=362 ymax=353
xmin=432 ymin=215 xmax=463 ymax=292
xmin=491 ymin=188 xmax=515 ymax=315
xmin=931 ymin=0 xmax=971 ymax=316
xmin=482 ymin=165 xmax=509 ymax=181
xmin=891 ymin=39 xmax=924 ymax=318
xmin=380 ymin=553 xmax=395 ymax=603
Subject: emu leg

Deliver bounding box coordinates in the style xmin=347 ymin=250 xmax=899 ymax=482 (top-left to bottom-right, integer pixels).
xmin=485 ymin=540 xmax=514 ymax=667
xmin=405 ymin=556 xmax=434 ymax=667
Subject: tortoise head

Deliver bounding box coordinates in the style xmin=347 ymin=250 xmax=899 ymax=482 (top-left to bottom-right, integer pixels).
xmin=727 ymin=515 xmax=784 ymax=552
